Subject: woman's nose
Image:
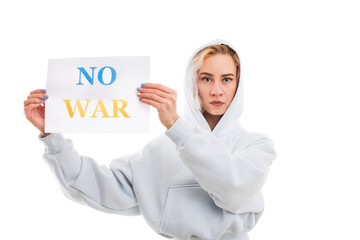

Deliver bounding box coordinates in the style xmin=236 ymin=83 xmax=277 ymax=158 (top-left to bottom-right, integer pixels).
xmin=210 ymin=81 xmax=223 ymax=96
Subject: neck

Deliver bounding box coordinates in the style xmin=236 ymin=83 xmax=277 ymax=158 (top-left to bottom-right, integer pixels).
xmin=202 ymin=111 xmax=223 ymax=131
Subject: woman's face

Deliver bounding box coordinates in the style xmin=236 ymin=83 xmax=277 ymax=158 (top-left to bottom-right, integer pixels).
xmin=197 ymin=53 xmax=237 ymax=116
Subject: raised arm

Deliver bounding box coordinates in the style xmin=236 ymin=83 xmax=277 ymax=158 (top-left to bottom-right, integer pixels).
xmin=165 ymin=116 xmax=277 ymax=214
xmin=38 ymin=133 xmax=140 ymax=216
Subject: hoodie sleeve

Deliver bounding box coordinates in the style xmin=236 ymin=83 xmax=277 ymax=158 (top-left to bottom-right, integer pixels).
xmin=165 ymin=116 xmax=276 ymax=214
xmin=38 ymin=133 xmax=140 ymax=216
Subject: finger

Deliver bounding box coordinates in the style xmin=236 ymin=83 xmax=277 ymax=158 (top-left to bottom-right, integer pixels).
xmin=24 ymin=103 xmax=42 ymax=115
xmin=141 ymin=83 xmax=175 ymax=94
xmin=30 ymin=89 xmax=46 ymax=94
xmin=25 ymin=102 xmax=41 ymax=110
xmin=139 ymin=97 xmax=160 ymax=110
xmin=24 ymin=98 xmax=45 ymax=107
xmin=138 ymin=92 xmax=165 ymax=103
xmin=137 ymin=90 xmax=168 ymax=102
xmin=27 ymin=93 xmax=49 ymax=100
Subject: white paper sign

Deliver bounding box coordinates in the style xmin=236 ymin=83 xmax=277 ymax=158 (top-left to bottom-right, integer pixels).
xmin=45 ymin=56 xmax=150 ymax=133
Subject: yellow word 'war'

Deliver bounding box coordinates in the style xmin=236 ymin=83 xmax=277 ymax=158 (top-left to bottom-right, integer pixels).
xmin=63 ymin=99 xmax=131 ymax=118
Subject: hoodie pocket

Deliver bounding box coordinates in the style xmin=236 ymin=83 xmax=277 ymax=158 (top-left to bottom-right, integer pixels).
xmin=159 ymin=184 xmax=248 ymax=239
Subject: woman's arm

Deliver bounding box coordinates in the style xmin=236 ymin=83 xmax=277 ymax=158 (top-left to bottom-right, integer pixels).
xmin=165 ymin=116 xmax=277 ymax=214
xmin=39 ymin=133 xmax=140 ymax=216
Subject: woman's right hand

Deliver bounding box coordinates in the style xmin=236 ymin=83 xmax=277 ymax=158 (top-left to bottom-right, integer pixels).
xmin=24 ymin=89 xmax=51 ymax=137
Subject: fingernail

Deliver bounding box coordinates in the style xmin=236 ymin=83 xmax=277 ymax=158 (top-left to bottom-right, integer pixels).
xmin=138 ymin=97 xmax=142 ymax=100
xmin=43 ymin=95 xmax=48 ymax=98
xmin=141 ymin=83 xmax=146 ymax=87
xmin=137 ymin=87 xmax=142 ymax=91
xmin=40 ymin=99 xmax=45 ymax=102
xmin=137 ymin=92 xmax=141 ymax=96
xmin=41 ymin=89 xmax=46 ymax=92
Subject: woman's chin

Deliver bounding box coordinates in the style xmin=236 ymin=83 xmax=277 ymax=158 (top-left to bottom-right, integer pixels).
xmin=204 ymin=108 xmax=226 ymax=116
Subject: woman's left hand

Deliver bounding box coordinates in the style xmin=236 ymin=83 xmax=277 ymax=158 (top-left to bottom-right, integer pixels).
xmin=137 ymin=83 xmax=179 ymax=129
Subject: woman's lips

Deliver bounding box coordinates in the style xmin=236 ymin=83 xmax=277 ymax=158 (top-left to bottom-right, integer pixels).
xmin=210 ymin=101 xmax=224 ymax=106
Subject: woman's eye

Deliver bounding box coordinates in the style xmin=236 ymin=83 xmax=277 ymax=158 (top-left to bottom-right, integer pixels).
xmin=223 ymin=78 xmax=232 ymax=83
xmin=202 ymin=77 xmax=211 ymax=82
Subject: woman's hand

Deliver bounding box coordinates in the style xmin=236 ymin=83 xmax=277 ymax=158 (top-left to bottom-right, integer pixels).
xmin=137 ymin=83 xmax=179 ymax=129
xmin=24 ymin=89 xmax=51 ymax=137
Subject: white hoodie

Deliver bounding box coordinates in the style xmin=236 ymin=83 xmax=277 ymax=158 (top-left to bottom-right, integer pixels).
xmin=38 ymin=39 xmax=277 ymax=240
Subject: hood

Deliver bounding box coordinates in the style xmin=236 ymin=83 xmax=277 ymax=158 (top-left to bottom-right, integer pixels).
xmin=182 ymin=39 xmax=244 ymax=137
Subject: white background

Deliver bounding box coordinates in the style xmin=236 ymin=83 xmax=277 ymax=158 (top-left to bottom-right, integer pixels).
xmin=1 ymin=0 xmax=359 ymax=239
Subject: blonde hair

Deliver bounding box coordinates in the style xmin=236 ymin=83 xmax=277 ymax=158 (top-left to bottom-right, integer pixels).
xmin=188 ymin=44 xmax=241 ymax=113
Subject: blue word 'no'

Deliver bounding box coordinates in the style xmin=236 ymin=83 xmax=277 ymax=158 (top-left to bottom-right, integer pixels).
xmin=76 ymin=66 xmax=117 ymax=85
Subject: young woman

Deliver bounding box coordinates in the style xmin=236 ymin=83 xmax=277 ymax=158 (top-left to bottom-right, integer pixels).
xmin=24 ymin=39 xmax=277 ymax=240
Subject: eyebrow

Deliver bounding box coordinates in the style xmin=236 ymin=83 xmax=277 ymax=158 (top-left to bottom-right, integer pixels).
xmin=199 ymin=72 xmax=235 ymax=77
